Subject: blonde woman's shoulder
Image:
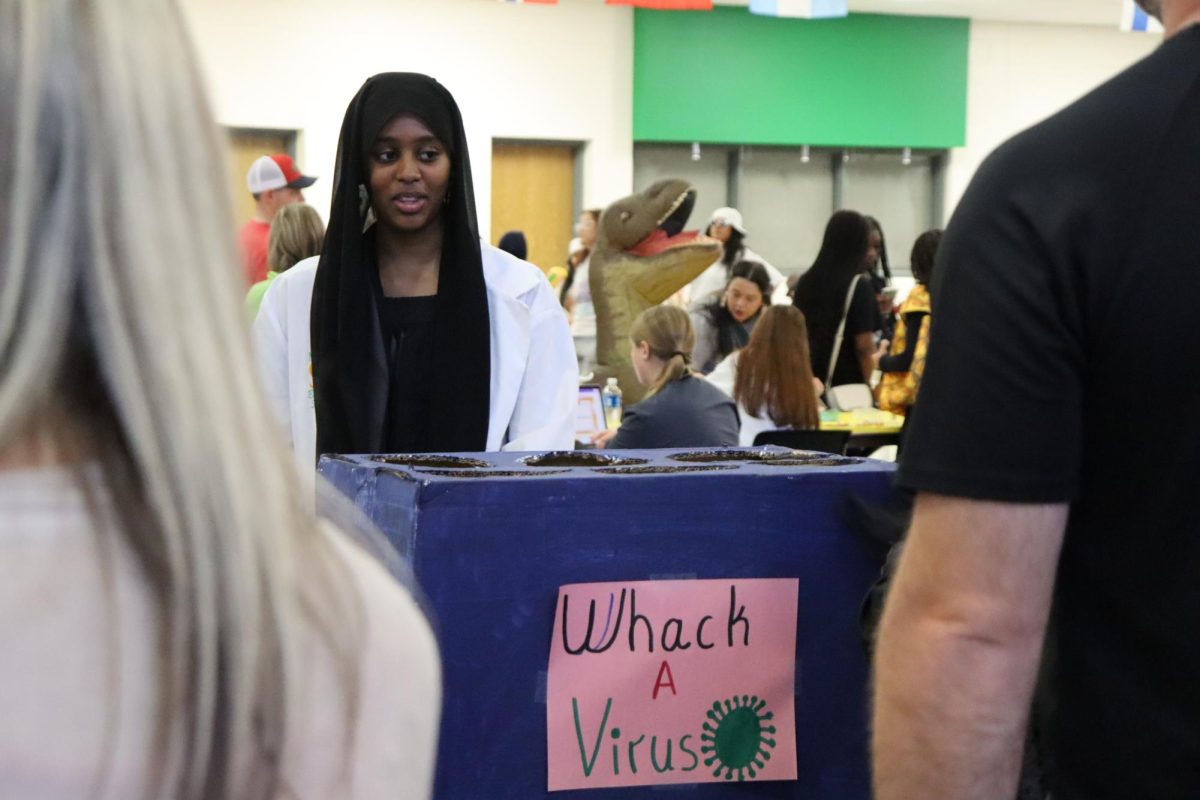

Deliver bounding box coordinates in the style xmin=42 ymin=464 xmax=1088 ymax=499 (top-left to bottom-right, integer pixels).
xmin=285 ymin=523 xmax=441 ymax=800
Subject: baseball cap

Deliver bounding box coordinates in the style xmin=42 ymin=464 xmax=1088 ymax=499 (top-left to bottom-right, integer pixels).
xmin=246 ymin=154 xmax=317 ymax=194
xmin=710 ymin=207 xmax=746 ymax=235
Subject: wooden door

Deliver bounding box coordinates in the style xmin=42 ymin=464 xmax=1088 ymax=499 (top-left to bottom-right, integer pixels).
xmin=226 ymin=130 xmax=293 ymax=227
xmin=491 ymin=142 xmax=576 ymax=274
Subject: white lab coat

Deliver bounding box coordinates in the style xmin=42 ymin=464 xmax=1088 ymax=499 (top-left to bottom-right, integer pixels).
xmin=252 ymin=244 xmax=578 ymax=476
xmin=706 ymin=351 xmax=828 ymax=446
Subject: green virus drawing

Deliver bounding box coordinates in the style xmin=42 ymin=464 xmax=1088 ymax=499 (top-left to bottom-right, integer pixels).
xmin=700 ymin=695 xmax=777 ymax=780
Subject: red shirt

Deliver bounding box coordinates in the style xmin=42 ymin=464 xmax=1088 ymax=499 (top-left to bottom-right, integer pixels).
xmin=239 ymin=219 xmax=270 ymax=285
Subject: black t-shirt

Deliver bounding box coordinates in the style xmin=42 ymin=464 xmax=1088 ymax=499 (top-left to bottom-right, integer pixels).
xmin=800 ymin=276 xmax=876 ymax=388
xmin=897 ymin=27 xmax=1200 ymax=799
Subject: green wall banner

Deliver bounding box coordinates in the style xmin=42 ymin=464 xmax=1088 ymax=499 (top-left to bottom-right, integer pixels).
xmin=633 ymin=8 xmax=969 ymax=148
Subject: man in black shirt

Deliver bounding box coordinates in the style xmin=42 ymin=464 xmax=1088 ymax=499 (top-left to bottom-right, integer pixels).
xmin=872 ymin=2 xmax=1200 ymax=798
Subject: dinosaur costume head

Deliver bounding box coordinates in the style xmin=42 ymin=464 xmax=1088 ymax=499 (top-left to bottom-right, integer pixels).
xmin=589 ymin=178 xmax=721 ymax=403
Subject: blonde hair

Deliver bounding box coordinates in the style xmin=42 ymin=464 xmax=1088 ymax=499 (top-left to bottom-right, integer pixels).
xmin=268 ymin=203 xmax=325 ymax=273
xmin=0 ymin=1 xmax=360 ymax=796
xmin=629 ymin=304 xmax=695 ymax=399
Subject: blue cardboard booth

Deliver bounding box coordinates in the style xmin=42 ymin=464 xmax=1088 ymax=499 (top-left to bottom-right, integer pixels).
xmin=318 ymin=447 xmax=894 ymax=799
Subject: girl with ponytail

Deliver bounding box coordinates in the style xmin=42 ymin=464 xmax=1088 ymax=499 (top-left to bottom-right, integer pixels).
xmin=594 ymin=305 xmax=738 ymax=450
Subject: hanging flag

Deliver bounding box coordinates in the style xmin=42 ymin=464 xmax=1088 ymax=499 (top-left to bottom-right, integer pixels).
xmin=1119 ymin=0 xmax=1164 ymax=32
xmin=749 ymin=0 xmax=847 ymax=18
xmin=606 ymin=0 xmax=713 ymax=10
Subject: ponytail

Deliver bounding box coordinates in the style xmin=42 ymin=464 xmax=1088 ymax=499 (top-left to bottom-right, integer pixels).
xmin=645 ymin=351 xmax=691 ymax=399
xmin=629 ymin=305 xmax=695 ymax=399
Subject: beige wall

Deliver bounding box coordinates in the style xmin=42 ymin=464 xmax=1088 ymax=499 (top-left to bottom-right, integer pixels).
xmin=179 ymin=0 xmax=634 ymax=242
xmin=946 ymin=20 xmax=1160 ymax=221
xmin=180 ymin=0 xmax=1161 ymax=233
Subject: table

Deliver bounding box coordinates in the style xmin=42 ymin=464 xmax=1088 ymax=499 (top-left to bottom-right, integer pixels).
xmin=820 ymin=409 xmax=905 ymax=454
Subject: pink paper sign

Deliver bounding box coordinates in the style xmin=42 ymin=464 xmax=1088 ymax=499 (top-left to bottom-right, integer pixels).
xmin=547 ymin=578 xmax=799 ymax=791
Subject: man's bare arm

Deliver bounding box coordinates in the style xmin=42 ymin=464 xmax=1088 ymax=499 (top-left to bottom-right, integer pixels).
xmin=872 ymin=493 xmax=1068 ymax=799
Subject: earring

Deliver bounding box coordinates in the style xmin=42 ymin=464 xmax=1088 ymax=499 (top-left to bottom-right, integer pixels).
xmin=359 ymin=183 xmax=377 ymax=232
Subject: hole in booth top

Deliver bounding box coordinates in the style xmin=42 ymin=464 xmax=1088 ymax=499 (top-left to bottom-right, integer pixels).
xmin=668 ymin=448 xmax=804 ymax=463
xmin=761 ymin=458 xmax=859 ymax=467
xmin=772 ymin=450 xmax=847 ymax=459
xmin=415 ymin=469 xmax=571 ymax=478
xmin=376 ymin=454 xmax=494 ymax=469
xmin=519 ymin=451 xmax=648 ymax=468
xmin=593 ymin=465 xmax=737 ymax=475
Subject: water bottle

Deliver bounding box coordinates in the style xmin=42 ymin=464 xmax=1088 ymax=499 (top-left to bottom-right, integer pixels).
xmin=602 ymin=377 xmax=623 ymax=429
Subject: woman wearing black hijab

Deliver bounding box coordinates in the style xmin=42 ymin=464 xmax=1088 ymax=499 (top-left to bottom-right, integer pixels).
xmin=308 ymin=73 xmax=576 ymax=459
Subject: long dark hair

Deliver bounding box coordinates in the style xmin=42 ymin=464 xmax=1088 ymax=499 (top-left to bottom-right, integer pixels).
xmin=719 ymin=228 xmax=747 ymax=270
xmin=864 ymin=214 xmax=892 ymax=282
xmin=705 ymin=216 xmax=748 ymax=276
xmin=793 ymin=210 xmax=870 ymax=339
xmin=702 ymin=260 xmax=771 ymax=362
xmin=560 ymin=208 xmax=600 ymax=304
xmin=559 ymin=260 xmax=575 ymax=304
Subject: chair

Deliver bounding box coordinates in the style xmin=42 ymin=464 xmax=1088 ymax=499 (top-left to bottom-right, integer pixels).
xmin=753 ymin=429 xmax=852 ymax=455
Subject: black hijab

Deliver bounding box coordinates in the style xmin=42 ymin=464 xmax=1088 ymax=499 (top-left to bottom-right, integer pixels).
xmin=311 ymin=73 xmax=491 ymax=458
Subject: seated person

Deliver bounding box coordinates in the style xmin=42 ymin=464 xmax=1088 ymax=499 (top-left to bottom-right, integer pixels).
xmin=595 ymin=305 xmax=738 ymax=449
xmin=707 ymin=305 xmax=824 ymax=446
xmin=689 ymin=261 xmax=771 ymax=374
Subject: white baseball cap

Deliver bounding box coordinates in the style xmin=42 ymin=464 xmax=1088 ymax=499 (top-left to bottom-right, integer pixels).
xmin=709 ymin=207 xmax=746 ymax=234
xmin=246 ymin=154 xmax=317 ymax=194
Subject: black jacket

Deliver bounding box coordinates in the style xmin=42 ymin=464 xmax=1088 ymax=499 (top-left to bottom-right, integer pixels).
xmin=610 ymin=375 xmax=739 ymax=450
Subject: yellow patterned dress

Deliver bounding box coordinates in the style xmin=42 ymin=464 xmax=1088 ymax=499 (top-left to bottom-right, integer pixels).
xmin=875 ymin=283 xmax=931 ymax=415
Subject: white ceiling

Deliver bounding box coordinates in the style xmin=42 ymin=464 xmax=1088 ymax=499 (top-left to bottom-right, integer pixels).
xmin=714 ymin=0 xmax=1129 ymax=27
